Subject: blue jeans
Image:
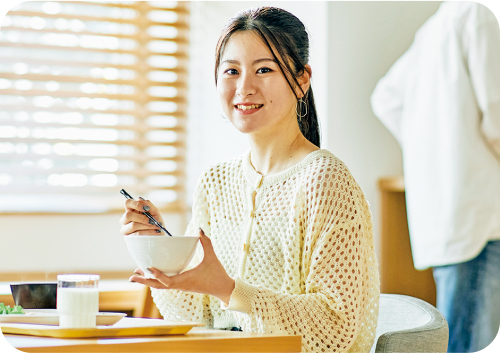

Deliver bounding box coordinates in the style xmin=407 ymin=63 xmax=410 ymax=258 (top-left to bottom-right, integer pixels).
xmin=433 ymin=240 xmax=500 ymax=353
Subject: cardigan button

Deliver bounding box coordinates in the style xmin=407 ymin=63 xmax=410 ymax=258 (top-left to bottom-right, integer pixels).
xmin=251 ymin=191 xmax=257 ymax=208
xmin=254 ymin=174 xmax=263 ymax=189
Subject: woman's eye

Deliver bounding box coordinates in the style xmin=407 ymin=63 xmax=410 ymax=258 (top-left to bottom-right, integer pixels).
xmin=224 ymin=68 xmax=238 ymax=75
xmin=257 ymin=67 xmax=273 ymax=74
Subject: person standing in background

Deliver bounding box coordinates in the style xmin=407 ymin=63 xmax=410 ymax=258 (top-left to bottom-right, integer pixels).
xmin=371 ymin=2 xmax=500 ymax=352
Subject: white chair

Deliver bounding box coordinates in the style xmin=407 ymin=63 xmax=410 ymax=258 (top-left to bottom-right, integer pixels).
xmin=371 ymin=294 xmax=449 ymax=353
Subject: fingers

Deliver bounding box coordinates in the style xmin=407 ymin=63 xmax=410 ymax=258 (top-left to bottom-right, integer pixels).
xmin=129 ymin=267 xmax=173 ymax=289
xmin=119 ymin=212 xmax=161 ymax=235
xmin=124 ymin=198 xmax=153 ymax=214
xmin=125 ymin=198 xmax=163 ymax=220
xmin=119 ymin=210 xmax=150 ymax=226
xmin=128 ymin=275 xmax=168 ymax=289
xmin=120 ymin=225 xmax=161 ymax=235
xmin=133 ymin=268 xmax=145 ymax=276
xmin=198 ymin=227 xmax=214 ymax=254
xmin=146 ymin=267 xmax=174 ymax=288
xmin=199 ymin=228 xmax=209 ymax=242
xmin=119 ymin=198 xmax=164 ymax=235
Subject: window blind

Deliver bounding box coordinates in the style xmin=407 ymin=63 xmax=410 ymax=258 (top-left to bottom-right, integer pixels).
xmin=0 ymin=1 xmax=189 ymax=213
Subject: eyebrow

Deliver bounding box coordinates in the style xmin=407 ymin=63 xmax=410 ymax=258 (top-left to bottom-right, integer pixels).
xmin=221 ymin=58 xmax=277 ymax=65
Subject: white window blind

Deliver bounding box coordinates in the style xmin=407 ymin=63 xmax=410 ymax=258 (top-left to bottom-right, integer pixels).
xmin=0 ymin=1 xmax=189 ymax=213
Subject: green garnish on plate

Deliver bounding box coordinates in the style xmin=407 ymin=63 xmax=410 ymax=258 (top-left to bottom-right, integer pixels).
xmin=0 ymin=302 xmax=25 ymax=314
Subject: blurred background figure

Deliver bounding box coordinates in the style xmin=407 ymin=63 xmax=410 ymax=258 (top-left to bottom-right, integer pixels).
xmin=371 ymin=2 xmax=500 ymax=352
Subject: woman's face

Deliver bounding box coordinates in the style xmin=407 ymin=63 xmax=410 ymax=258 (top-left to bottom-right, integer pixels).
xmin=216 ymin=30 xmax=302 ymax=138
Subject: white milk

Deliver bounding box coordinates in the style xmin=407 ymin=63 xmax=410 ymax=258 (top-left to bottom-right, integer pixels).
xmin=57 ymin=287 xmax=99 ymax=328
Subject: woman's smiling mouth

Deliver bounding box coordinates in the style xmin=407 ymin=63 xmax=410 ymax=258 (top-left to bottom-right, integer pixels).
xmin=235 ymin=104 xmax=264 ymax=113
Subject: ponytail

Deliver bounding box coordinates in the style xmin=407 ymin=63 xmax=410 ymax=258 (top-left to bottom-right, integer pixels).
xmin=298 ymin=88 xmax=320 ymax=148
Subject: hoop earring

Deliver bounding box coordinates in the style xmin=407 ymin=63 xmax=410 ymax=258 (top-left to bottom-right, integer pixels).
xmin=296 ymin=97 xmax=307 ymax=120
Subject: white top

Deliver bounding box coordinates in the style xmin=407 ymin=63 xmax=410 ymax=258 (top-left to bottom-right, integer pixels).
xmin=371 ymin=1 xmax=500 ymax=270
xmin=151 ymin=149 xmax=380 ymax=353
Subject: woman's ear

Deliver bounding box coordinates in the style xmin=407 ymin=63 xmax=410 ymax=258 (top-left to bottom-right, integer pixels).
xmin=296 ymin=65 xmax=312 ymax=98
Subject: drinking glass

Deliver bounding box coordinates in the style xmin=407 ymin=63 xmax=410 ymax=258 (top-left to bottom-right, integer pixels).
xmin=56 ymin=274 xmax=99 ymax=328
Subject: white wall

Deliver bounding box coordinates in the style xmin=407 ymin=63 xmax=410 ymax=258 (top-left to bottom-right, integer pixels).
xmin=0 ymin=1 xmax=444 ymax=274
xmin=326 ymin=1 xmax=441 ymax=251
xmin=0 ymin=213 xmax=185 ymax=273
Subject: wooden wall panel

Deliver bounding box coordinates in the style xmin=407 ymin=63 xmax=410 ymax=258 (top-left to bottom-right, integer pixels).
xmin=378 ymin=177 xmax=436 ymax=306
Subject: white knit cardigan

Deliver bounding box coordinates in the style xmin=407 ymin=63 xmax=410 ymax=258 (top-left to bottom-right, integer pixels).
xmin=151 ymin=149 xmax=380 ymax=352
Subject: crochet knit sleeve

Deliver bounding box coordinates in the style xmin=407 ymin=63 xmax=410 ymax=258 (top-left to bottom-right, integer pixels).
xmin=223 ymin=164 xmax=380 ymax=352
xmin=150 ymin=175 xmax=213 ymax=326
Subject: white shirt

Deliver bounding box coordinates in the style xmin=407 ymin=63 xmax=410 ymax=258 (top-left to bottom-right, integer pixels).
xmin=371 ymin=2 xmax=500 ymax=270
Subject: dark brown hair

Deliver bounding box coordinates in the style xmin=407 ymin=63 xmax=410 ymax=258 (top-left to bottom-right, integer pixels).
xmin=214 ymin=7 xmax=320 ymax=147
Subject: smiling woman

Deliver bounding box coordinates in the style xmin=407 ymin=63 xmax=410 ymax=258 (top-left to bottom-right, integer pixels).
xmin=120 ymin=6 xmax=380 ymax=353
xmin=0 ymin=1 xmax=190 ymax=213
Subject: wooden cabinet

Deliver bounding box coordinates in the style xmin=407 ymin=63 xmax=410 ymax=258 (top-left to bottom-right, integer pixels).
xmin=378 ymin=176 xmax=436 ymax=306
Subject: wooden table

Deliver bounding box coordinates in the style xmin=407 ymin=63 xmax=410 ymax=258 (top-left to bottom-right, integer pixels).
xmin=2 ymin=318 xmax=302 ymax=352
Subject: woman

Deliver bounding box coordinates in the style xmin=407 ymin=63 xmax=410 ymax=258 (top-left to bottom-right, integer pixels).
xmin=120 ymin=7 xmax=379 ymax=353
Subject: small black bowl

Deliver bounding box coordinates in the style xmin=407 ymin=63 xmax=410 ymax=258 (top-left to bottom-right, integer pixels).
xmin=10 ymin=283 xmax=57 ymax=309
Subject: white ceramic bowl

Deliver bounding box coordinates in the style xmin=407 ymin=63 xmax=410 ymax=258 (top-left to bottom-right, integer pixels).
xmin=124 ymin=235 xmax=200 ymax=278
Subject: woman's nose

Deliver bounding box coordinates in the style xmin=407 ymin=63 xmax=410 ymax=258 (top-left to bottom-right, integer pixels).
xmin=236 ymin=73 xmax=257 ymax=97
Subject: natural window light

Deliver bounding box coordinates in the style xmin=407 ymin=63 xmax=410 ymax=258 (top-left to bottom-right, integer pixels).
xmin=0 ymin=1 xmax=190 ymax=213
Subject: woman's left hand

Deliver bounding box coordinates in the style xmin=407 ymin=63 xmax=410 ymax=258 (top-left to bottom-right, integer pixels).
xmin=129 ymin=228 xmax=236 ymax=305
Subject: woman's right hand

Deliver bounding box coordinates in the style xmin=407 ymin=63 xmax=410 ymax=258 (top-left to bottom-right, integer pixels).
xmin=119 ymin=197 xmax=165 ymax=236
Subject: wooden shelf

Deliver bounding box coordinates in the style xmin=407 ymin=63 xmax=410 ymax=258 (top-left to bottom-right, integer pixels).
xmin=378 ymin=176 xmax=436 ymax=306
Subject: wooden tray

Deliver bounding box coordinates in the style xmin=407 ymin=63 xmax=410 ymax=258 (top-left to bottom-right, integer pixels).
xmin=0 ymin=310 xmax=125 ymax=326
xmin=0 ymin=317 xmax=204 ymax=338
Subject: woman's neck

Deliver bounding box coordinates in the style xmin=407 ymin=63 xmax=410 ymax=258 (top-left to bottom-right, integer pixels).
xmin=248 ymin=130 xmax=319 ymax=176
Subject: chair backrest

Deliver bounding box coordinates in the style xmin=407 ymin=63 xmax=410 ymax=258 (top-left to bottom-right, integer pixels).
xmin=370 ymin=294 xmax=449 ymax=353
xmin=135 ymin=286 xmax=162 ymax=318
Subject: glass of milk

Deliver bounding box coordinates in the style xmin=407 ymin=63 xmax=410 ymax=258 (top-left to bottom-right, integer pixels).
xmin=57 ymin=274 xmax=99 ymax=329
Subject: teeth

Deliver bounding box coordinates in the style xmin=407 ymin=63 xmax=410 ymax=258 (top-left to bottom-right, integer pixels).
xmin=237 ymin=104 xmax=262 ymax=110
